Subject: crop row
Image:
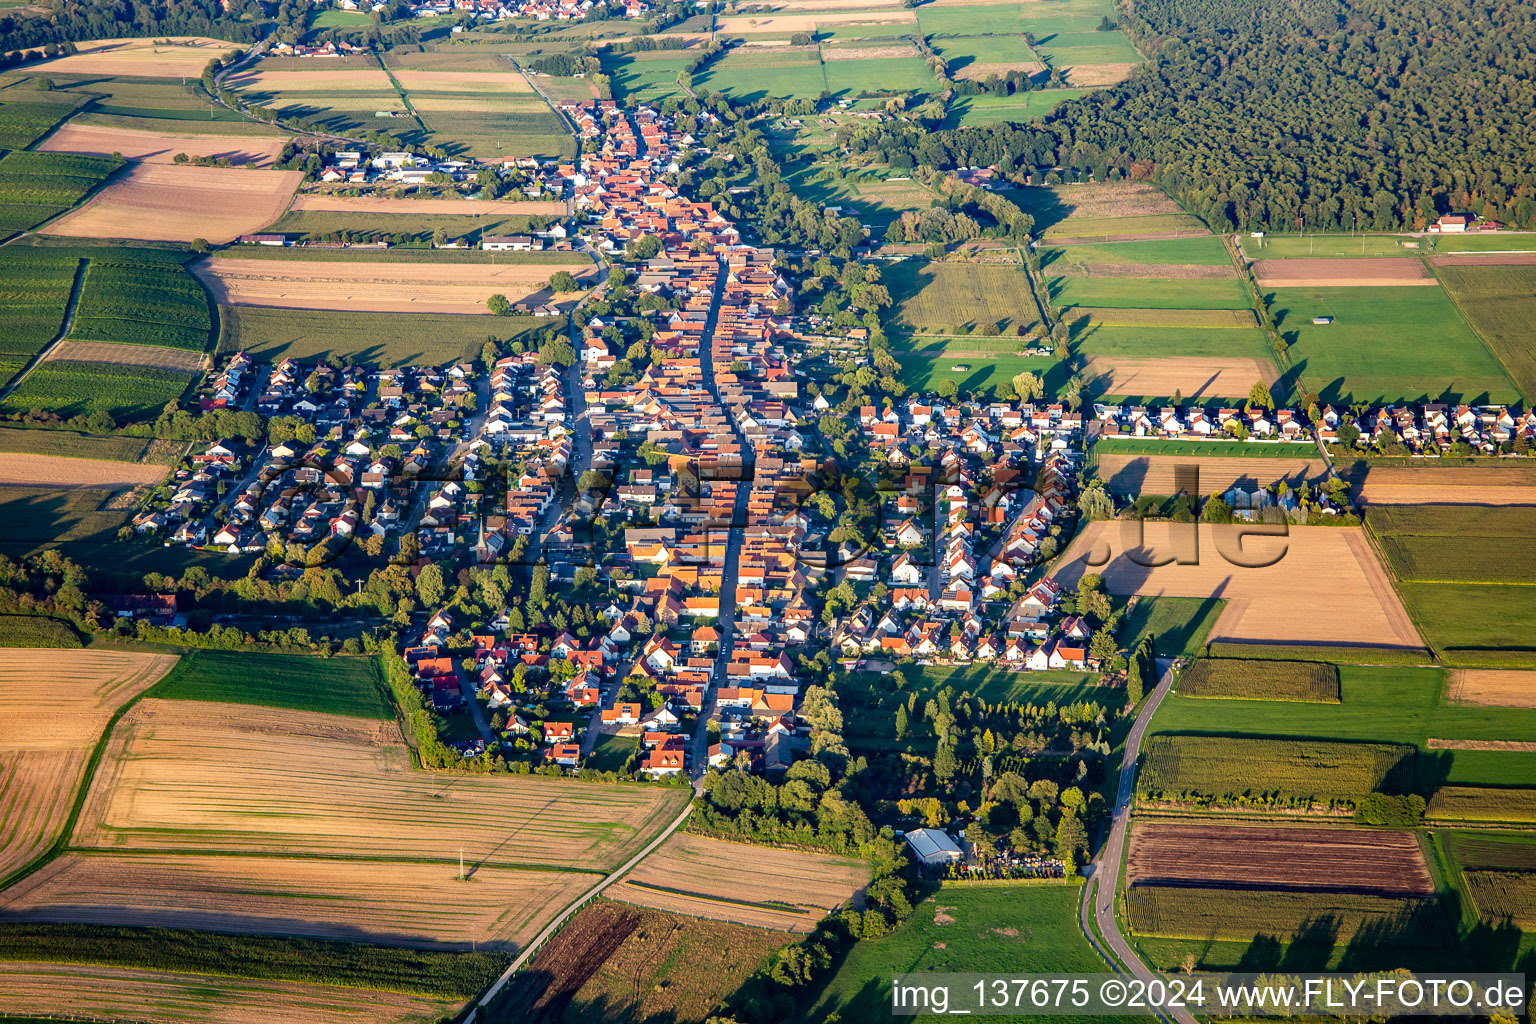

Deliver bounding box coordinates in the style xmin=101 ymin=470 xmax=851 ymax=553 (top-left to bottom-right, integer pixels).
xmin=1462 ymin=871 xmax=1536 ymax=927
xmin=0 ymin=151 xmax=120 ymax=232
xmin=1139 ymin=734 xmax=1415 ymax=805
xmin=1426 ymin=785 xmax=1536 ymax=824
xmin=0 ymin=250 xmax=79 ymax=362
xmin=67 ymin=259 xmax=213 ymax=352
xmin=0 ymin=615 xmax=83 ymax=649
xmin=1178 ymin=658 xmax=1340 ymax=702
xmin=0 ymin=101 xmax=79 ymax=150
xmin=1128 ymin=885 xmax=1451 ymax=948
xmin=0 ymin=360 xmax=193 ymax=422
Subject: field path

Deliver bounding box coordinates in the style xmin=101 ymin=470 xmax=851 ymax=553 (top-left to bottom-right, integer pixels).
xmin=0 ymin=258 xmax=88 ymax=404
xmin=1079 ymin=660 xmax=1197 ymax=1024
xmin=462 ymin=796 xmax=695 ymax=1024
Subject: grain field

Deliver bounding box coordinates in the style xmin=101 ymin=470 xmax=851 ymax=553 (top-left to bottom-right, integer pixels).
xmin=43 ymin=164 xmax=302 ymax=244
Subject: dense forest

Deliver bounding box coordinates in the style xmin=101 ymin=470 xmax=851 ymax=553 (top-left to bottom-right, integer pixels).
xmin=0 ymin=0 xmax=304 ymax=55
xmin=845 ymin=0 xmax=1536 ymax=232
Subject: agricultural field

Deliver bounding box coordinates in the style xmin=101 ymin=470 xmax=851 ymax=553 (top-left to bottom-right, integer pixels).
xmin=0 ymin=149 xmax=123 ymax=234
xmin=73 ymin=699 xmax=691 ymax=871
xmin=37 ymin=122 xmax=289 ymax=167
xmin=24 ymin=37 xmax=241 ymax=78
xmin=808 ymin=883 xmax=1118 ymax=1024
xmin=1053 ymin=522 xmax=1425 ymax=651
xmin=1434 ymin=263 xmax=1536 ymax=399
xmin=946 ymin=89 xmax=1084 ymax=127
xmin=0 ymin=359 xmax=194 ymax=421
xmin=1095 ymin=452 xmax=1329 ymax=497
xmin=490 ymin=900 xmax=794 ymax=1024
xmin=66 ymin=254 xmax=213 ymax=352
xmin=392 ymin=68 xmax=571 ymax=160
xmin=695 ymin=49 xmax=834 ymax=103
xmin=0 ymin=487 xmax=131 ymax=551
xmin=1449 ymin=832 xmax=1536 ymax=927
xmin=1427 ymin=786 xmax=1536 ymax=825
xmin=608 ymin=831 xmax=868 ymax=933
xmin=1137 ymin=734 xmax=1416 ymax=805
xmin=885 ymin=259 xmax=1039 ymax=335
xmin=0 ymin=452 xmax=167 ymax=489
xmin=43 ymin=163 xmax=303 ymax=244
xmin=1080 ymin=354 xmax=1275 ymax=400
xmin=0 ymin=248 xmax=79 ymax=387
xmin=288 ymin=194 xmax=564 ymax=216
xmin=1265 ymin=285 xmax=1520 ymax=405
xmin=1042 ymin=234 xmax=1233 ymax=268
xmin=45 ymin=339 xmax=205 ymax=371
xmin=1251 ymin=257 xmax=1436 ymax=288
xmin=0 ymin=615 xmax=81 ymax=648
xmin=196 ymin=256 xmax=586 ymax=314
xmin=1447 ymin=669 xmax=1536 ymax=709
xmin=0 ymin=648 xmax=177 ymax=883
xmin=146 ymin=650 xmax=390 ymax=719
xmin=1177 ymin=657 xmax=1341 ymax=702
xmin=259 ymin=208 xmax=546 ymax=246
xmin=0 ymin=94 xmax=90 ymax=149
xmin=1127 ymin=823 xmax=1433 ymax=895
xmin=602 ymin=52 xmax=694 ymax=104
xmin=1049 ymin=274 xmax=1251 ymax=310
xmin=1347 ymin=463 xmax=1536 ymax=506
xmin=216 ymin=305 xmax=547 ymax=365
xmin=0 ymin=853 xmax=596 ymax=950
xmin=1001 ymin=182 xmax=1203 ymax=241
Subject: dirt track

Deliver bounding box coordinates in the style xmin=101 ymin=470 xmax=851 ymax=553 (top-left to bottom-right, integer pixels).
xmin=44 ymin=164 xmax=302 ymax=244
xmin=38 ymin=124 xmax=286 ymax=167
xmin=1083 ymin=355 xmax=1276 ymax=398
xmin=1252 ymin=257 xmax=1435 ymax=287
xmin=1128 ymin=823 xmax=1433 ymax=897
xmin=1097 ymin=453 xmax=1328 ymax=496
xmin=1447 ymin=669 xmax=1536 ymax=708
xmin=1053 ymin=522 xmax=1423 ymax=649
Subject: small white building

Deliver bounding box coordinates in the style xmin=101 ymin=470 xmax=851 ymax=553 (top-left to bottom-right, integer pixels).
xmin=904 ymin=827 xmax=963 ymax=866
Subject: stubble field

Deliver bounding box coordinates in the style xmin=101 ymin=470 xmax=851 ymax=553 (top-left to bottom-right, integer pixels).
xmin=1096 ymin=452 xmax=1328 ymax=496
xmin=195 ymin=257 xmax=585 ymax=313
xmin=1082 ymin=355 xmax=1274 ymax=398
xmin=43 ymin=163 xmax=302 ymax=243
xmin=1252 ymin=257 xmax=1436 ymax=288
xmin=1053 ymin=522 xmax=1423 ymax=649
xmin=0 ymin=452 xmax=167 ymax=488
xmin=38 ymin=123 xmax=288 ymax=167
xmin=23 ymin=37 xmax=239 ymax=77
xmin=0 ymin=852 xmax=596 ymax=949
xmin=1349 ymin=465 xmax=1536 ymax=506
xmin=609 ymin=832 xmax=868 ymax=933
xmin=73 ymin=699 xmax=688 ymax=871
xmin=0 ymin=961 xmax=455 ymax=1024
xmin=1447 ymin=670 xmax=1536 ymax=709
xmin=1127 ymin=823 xmax=1433 ymax=896
xmin=0 ymin=649 xmax=177 ymax=881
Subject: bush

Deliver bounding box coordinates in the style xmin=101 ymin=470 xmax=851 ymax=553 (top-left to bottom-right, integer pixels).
xmin=1354 ymin=792 xmax=1426 ymax=826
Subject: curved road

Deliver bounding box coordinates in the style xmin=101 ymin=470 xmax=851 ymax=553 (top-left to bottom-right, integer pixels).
xmin=1078 ymin=658 xmax=1198 ymax=1024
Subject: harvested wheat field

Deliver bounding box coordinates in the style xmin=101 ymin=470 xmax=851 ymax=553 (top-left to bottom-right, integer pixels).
xmin=0 ymin=962 xmax=454 ymax=1024
xmin=1252 ymin=258 xmax=1435 ymax=288
xmin=1128 ymin=823 xmax=1433 ymax=897
xmin=37 ymin=123 xmax=287 ymax=167
xmin=0 ymin=452 xmax=167 ymax=489
xmin=223 ymin=68 xmax=394 ymax=92
xmin=47 ymin=340 xmax=206 ymax=372
xmin=1447 ymin=669 xmax=1536 ymax=709
xmin=1066 ymin=63 xmax=1138 ymax=87
xmin=195 ymin=257 xmax=588 ymax=314
xmin=0 ymin=852 xmax=593 ymax=949
xmin=609 ymin=832 xmax=867 ymax=933
xmin=1350 ymin=465 xmax=1536 ymax=506
xmin=25 ymin=37 xmax=238 ymax=77
xmin=1054 ymin=522 xmax=1423 ymax=649
xmin=393 ymin=69 xmax=534 ymax=92
xmin=717 ymin=9 xmax=915 ymax=31
xmin=0 ymin=649 xmax=176 ymax=881
xmin=1097 ymin=453 xmax=1328 ymax=497
xmin=289 ymin=194 xmax=565 ymax=216
xmin=1083 ymin=355 xmax=1276 ymax=398
xmin=43 ymin=164 xmax=302 ymax=244
xmin=74 ymin=700 xmax=687 ymax=870
xmin=1429 ymin=252 xmax=1536 ymax=267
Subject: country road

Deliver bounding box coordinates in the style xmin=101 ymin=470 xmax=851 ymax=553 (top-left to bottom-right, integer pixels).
xmin=1078 ymin=657 xmax=1198 ymax=1024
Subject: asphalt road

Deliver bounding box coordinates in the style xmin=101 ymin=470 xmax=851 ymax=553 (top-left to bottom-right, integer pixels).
xmin=1078 ymin=658 xmax=1198 ymax=1024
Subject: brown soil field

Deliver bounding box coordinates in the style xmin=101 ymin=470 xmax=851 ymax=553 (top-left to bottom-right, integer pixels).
xmin=1425 ymin=738 xmax=1536 ymax=752
xmin=1075 ymin=307 xmax=1259 ymax=328
xmin=289 ymin=194 xmax=565 ymax=216
xmin=1054 ymin=522 xmax=1424 ymax=649
xmin=0 ymin=852 xmax=593 ymax=949
xmin=1349 ymin=465 xmax=1536 ymax=506
xmin=43 ymin=164 xmax=302 ymax=244
xmin=1097 ymin=453 xmax=1329 ymax=497
xmin=823 ymin=42 xmax=920 ymax=60
xmin=0 ymin=452 xmax=168 ymax=489
xmin=1065 ymin=63 xmax=1138 ymax=86
xmin=1447 ymin=669 xmax=1536 ymax=709
xmin=25 ymin=37 xmax=239 ymax=77
xmin=1054 ymin=261 xmax=1233 ymax=279
xmin=195 ymin=257 xmax=587 ymax=314
xmin=717 ymin=9 xmax=915 ymax=31
xmin=393 ymin=69 xmax=534 ymax=93
xmin=73 ymin=699 xmax=687 ymax=870
xmin=1428 ymin=252 xmax=1536 ymax=267
xmin=1083 ymin=355 xmax=1277 ymax=398
xmin=609 ymin=832 xmax=867 ymax=933
xmin=46 ymin=340 xmax=206 ymax=372
xmin=1054 ymin=230 xmax=1210 ymax=245
xmin=223 ymin=68 xmax=394 ymax=92
xmin=0 ymin=962 xmax=454 ymax=1024
xmin=1252 ymin=257 xmax=1435 ymax=287
xmin=37 ymin=123 xmax=287 ymax=167
xmin=1128 ymin=823 xmax=1433 ymax=897
xmin=0 ymin=649 xmax=177 ymax=881
xmin=1042 ymin=182 xmax=1183 ymax=221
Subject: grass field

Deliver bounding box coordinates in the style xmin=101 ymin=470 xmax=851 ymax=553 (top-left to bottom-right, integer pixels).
xmin=1115 ymin=596 xmax=1225 ymax=657
xmin=585 ymin=732 xmax=636 ymax=774
xmin=1432 ymin=263 xmax=1536 ymax=400
xmin=146 ymin=650 xmax=391 ymax=719
xmin=75 ymin=699 xmax=691 ymax=871
xmin=1177 ymin=657 xmax=1340 ymax=702
xmin=1043 ymin=235 xmax=1232 ymax=267
xmin=808 ymin=883 xmax=1116 ymax=1024
xmin=1072 ymin=322 xmax=1275 ymax=361
xmin=1267 ymin=285 xmax=1521 ymax=405
xmin=261 ymin=208 xmax=545 ymax=246
xmin=1048 ymin=274 xmax=1250 ymax=309
xmin=894 ymin=337 xmax=1057 ymax=399
xmin=217 ymin=305 xmax=548 ymax=365
xmin=886 ymin=259 xmax=1040 ymax=334
xmin=602 ymin=52 xmax=692 ymax=103
xmin=946 ymin=89 xmax=1083 ymax=127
